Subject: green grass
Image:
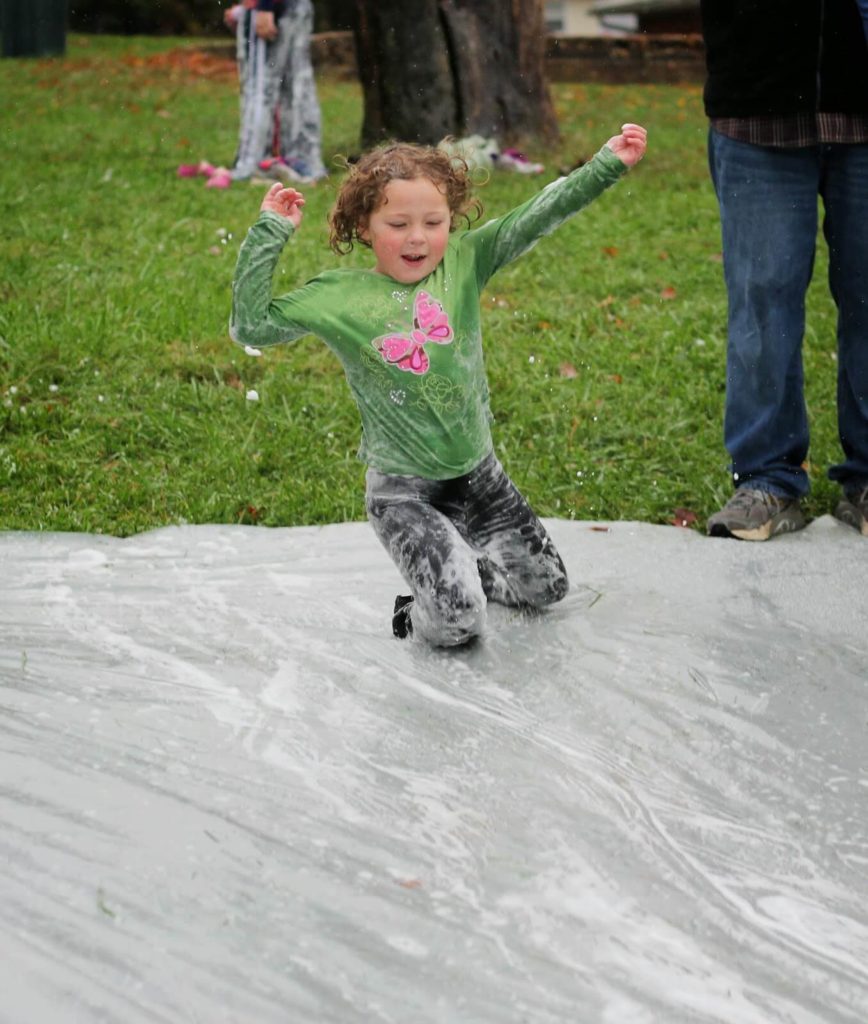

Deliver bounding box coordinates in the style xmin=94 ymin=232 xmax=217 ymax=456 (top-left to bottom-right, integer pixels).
xmin=0 ymin=36 xmax=843 ymax=534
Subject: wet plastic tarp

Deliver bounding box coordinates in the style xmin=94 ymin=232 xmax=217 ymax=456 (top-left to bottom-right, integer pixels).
xmin=1 ymin=517 xmax=866 ymax=1023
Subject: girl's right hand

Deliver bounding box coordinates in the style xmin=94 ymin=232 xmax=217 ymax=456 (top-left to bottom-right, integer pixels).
xmin=260 ymin=183 xmax=305 ymax=228
xmin=606 ymin=123 xmax=647 ymax=167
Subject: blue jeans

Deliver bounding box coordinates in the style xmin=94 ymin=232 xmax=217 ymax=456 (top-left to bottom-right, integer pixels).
xmin=708 ymin=128 xmax=868 ymax=498
xmin=858 ymin=0 xmax=868 ymax=42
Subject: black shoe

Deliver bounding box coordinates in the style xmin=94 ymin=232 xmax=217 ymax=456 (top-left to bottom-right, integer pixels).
xmin=392 ymin=595 xmax=414 ymax=639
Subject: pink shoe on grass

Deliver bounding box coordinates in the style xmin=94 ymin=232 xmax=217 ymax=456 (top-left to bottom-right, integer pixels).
xmin=204 ymin=168 xmax=232 ymax=189
xmin=177 ymin=160 xmax=216 ymax=179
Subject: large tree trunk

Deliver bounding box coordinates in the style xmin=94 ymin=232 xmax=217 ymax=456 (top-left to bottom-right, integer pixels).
xmin=354 ymin=0 xmax=559 ymax=148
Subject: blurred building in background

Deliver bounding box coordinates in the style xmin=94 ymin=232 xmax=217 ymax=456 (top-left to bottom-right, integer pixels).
xmin=545 ymin=0 xmax=636 ymax=34
xmin=545 ymin=0 xmax=700 ymax=35
xmin=590 ymin=0 xmax=701 ymax=33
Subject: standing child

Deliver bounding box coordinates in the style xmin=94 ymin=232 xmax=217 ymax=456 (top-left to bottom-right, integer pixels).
xmin=212 ymin=0 xmax=326 ymax=187
xmin=231 ymin=124 xmax=647 ymax=646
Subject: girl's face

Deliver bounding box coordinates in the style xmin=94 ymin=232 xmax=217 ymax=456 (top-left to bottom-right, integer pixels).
xmin=360 ymin=176 xmax=451 ymax=284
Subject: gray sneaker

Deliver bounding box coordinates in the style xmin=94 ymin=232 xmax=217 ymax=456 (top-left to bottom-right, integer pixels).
xmin=707 ymin=487 xmax=806 ymax=541
xmin=834 ymin=485 xmax=868 ymax=536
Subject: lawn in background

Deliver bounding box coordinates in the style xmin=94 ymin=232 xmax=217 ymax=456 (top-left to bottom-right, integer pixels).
xmin=0 ymin=35 xmax=842 ymax=534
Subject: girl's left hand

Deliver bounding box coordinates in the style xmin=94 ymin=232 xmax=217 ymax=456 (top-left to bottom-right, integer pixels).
xmin=606 ymin=123 xmax=647 ymax=167
xmin=260 ymin=183 xmax=305 ymax=228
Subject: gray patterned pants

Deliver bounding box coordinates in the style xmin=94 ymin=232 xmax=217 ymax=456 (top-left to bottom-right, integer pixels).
xmin=366 ymin=452 xmax=569 ymax=647
xmin=232 ymin=0 xmax=326 ymax=181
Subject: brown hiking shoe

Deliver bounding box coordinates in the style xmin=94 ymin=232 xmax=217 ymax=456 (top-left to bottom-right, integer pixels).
xmin=707 ymin=488 xmax=806 ymax=541
xmin=834 ymin=486 xmax=868 ymax=536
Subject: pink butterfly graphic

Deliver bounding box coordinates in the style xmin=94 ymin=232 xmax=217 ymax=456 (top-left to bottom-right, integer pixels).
xmin=373 ymin=291 xmax=453 ymax=375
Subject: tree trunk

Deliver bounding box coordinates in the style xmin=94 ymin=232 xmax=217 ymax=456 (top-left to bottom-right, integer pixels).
xmin=354 ymin=0 xmax=558 ymax=148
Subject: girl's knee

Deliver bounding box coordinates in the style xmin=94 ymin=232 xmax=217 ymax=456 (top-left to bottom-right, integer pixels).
xmin=491 ymin=551 xmax=569 ymax=609
xmin=431 ymin=607 xmax=486 ymax=647
xmin=520 ymin=562 xmax=569 ymax=608
xmin=418 ymin=580 xmax=487 ymax=647
xmin=544 ymin=565 xmax=569 ymax=605
xmin=533 ymin=539 xmax=569 ymax=605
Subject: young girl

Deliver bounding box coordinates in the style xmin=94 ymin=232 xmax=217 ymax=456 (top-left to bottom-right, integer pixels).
xmin=231 ymin=123 xmax=647 ymax=646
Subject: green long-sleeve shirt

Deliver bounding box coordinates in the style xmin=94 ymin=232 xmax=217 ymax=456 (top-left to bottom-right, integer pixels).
xmin=230 ymin=145 xmax=628 ymax=479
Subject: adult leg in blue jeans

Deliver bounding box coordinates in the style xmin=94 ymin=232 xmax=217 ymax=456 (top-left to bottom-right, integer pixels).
xmin=823 ymin=143 xmax=868 ymax=489
xmin=825 ymin=141 xmax=868 ymax=534
xmin=857 ymin=0 xmax=868 ymax=43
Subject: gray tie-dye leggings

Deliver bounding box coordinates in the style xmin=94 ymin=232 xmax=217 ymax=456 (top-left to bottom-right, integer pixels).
xmin=232 ymin=0 xmax=326 ymax=181
xmin=365 ymin=452 xmax=569 ymax=647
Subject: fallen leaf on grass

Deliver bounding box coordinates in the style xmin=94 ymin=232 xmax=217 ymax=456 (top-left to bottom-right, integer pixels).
xmin=601 ymin=246 xmax=619 ymax=258
xmin=559 ymin=362 xmax=578 ymax=378
xmin=568 ymin=416 xmax=580 ymax=444
xmin=130 ymin=49 xmax=237 ymax=83
xmin=660 ymin=286 xmax=677 ymax=301
xmin=671 ymin=507 xmax=698 ymax=528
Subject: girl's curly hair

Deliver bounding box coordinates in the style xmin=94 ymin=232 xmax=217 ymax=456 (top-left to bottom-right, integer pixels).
xmin=328 ymin=141 xmax=483 ymax=255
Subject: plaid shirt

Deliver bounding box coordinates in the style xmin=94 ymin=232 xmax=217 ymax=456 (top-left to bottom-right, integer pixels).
xmin=712 ymin=113 xmax=868 ymax=146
